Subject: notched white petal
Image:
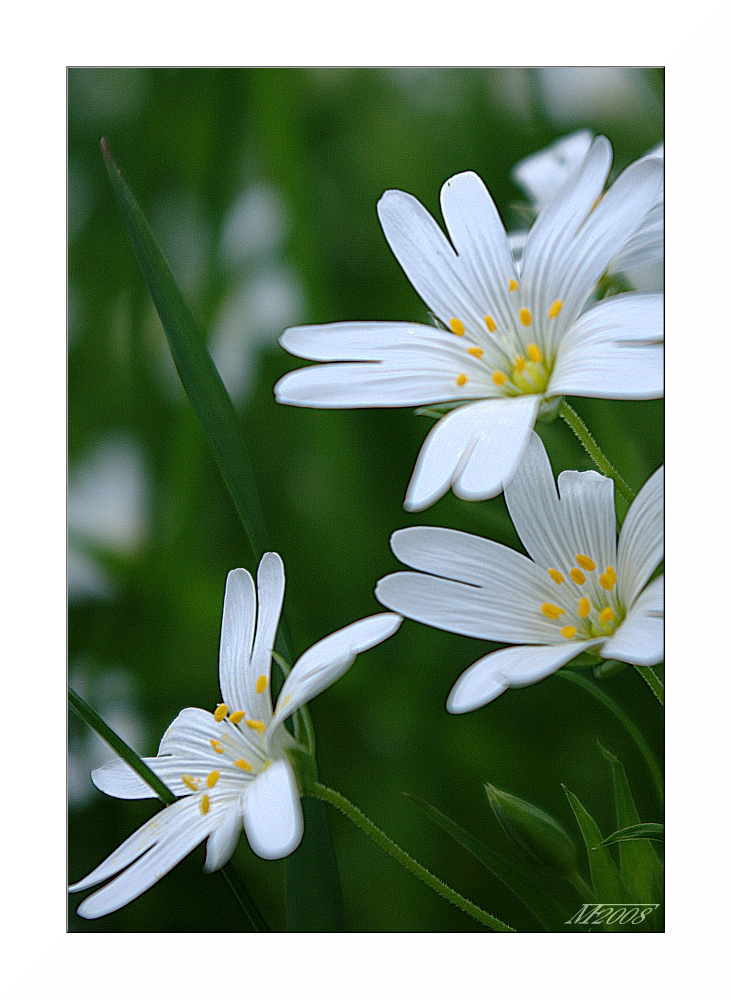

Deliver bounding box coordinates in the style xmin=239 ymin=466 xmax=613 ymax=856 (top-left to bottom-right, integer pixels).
xmin=243 ymin=759 xmax=303 ymax=861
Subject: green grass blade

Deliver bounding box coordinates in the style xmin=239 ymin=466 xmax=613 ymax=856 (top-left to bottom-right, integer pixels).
xmin=596 ymin=824 xmax=664 ymax=847
xmin=563 ymin=784 xmax=630 ymax=921
xmin=405 ymin=793 xmax=572 ymax=931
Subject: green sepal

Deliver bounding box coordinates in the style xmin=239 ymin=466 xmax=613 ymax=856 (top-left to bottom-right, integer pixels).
xmin=536 ymin=394 xmax=564 ymax=423
xmin=597 ymin=742 xmax=663 ymax=905
xmin=562 ymin=784 xmax=630 ymax=927
xmin=414 ymin=400 xmax=472 ymax=420
xmin=405 ymin=793 xmax=573 ymax=931
xmin=593 ymin=658 xmax=629 ymax=679
xmin=595 ymin=823 xmax=664 ymax=847
xmin=486 ymin=784 xmax=578 ymax=877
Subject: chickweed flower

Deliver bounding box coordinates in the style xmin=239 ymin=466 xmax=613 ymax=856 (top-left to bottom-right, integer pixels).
xmin=275 ymin=137 xmax=663 ymax=510
xmin=376 ymin=433 xmax=662 ymax=712
xmin=69 ymin=554 xmax=401 ymax=918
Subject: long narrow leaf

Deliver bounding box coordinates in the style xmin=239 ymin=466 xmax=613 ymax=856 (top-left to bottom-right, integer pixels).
xmin=406 ymin=793 xmax=572 ymax=931
xmin=596 ymin=824 xmax=664 ymax=847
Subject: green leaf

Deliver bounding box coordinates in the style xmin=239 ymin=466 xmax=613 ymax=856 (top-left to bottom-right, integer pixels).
xmin=485 ymin=783 xmax=578 ymax=877
xmin=597 ymin=742 xmax=663 ymax=904
xmin=563 ymin=784 xmax=630 ymax=927
xmin=285 ymin=797 xmax=346 ymax=931
xmin=406 ymin=793 xmax=572 ymax=931
xmin=101 ymin=140 xmax=343 ymax=931
xmin=596 ymin=824 xmax=664 ymax=847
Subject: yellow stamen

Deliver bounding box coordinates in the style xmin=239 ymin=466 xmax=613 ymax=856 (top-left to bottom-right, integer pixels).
xmin=569 ymin=568 xmax=586 ymax=585
xmin=214 ymin=703 xmax=228 ymax=722
xmin=541 ymin=603 xmax=566 ymax=620
xmin=519 ymin=308 xmax=532 ymax=327
xmin=514 ymin=356 xmax=526 ymax=373
xmin=508 ymin=279 xmax=519 ymax=292
xmin=181 ymin=774 xmax=199 ymax=792
xmin=527 ymin=343 xmax=543 ymax=363
xmin=547 ymin=568 xmax=564 ymax=585
xmin=228 ymin=710 xmax=245 ymax=724
xmin=576 ymin=554 xmax=596 ymax=572
xmin=578 ymin=597 xmax=591 ymax=618
xmin=492 ymin=371 xmax=507 ymax=386
xmin=206 ymin=770 xmax=220 ymax=788
xmin=210 ymin=739 xmax=225 ymax=754
xmin=467 ymin=346 xmax=484 ymax=358
xmin=456 ymin=373 xmax=468 ymax=386
xmin=234 ymin=759 xmax=252 ymax=771
xmin=201 ymin=794 xmax=210 ymax=815
xmin=548 ymin=300 xmax=563 ymax=319
xmin=449 ymin=317 xmax=465 ymax=336
xmin=561 ymin=626 xmax=578 ymax=639
xmin=484 ymin=314 xmax=498 ymax=333
xmin=599 ymin=607 xmax=615 ymax=624
xmin=246 ymin=719 xmax=266 ymax=734
xmin=599 ymin=566 xmax=617 ymax=591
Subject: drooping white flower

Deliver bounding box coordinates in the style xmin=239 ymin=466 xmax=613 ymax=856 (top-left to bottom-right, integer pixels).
xmin=511 ymin=131 xmax=664 ymax=288
xmin=275 ymin=136 xmax=663 ymax=511
xmin=69 ymin=554 xmax=401 ymax=919
xmin=375 ymin=432 xmax=662 ymax=713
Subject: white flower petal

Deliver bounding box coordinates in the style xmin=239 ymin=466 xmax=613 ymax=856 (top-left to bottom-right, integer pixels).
xmin=404 ymin=396 xmax=539 ymax=511
xmin=248 ymin=552 xmax=285 ymax=719
xmin=617 ymin=466 xmax=663 ymax=607
xmin=560 ymin=292 xmax=664 ymax=349
xmin=219 ymin=568 xmax=256 ymax=712
xmin=92 ymin=755 xmax=187 ymax=800
xmin=512 ymin=131 xmax=594 ymax=210
xmin=243 ymin=758 xmax=303 ymax=860
xmin=271 ymin=613 xmax=402 ymax=730
xmin=72 ymin=797 xmax=213 ymax=918
xmin=377 ymin=527 xmax=560 ymax=644
xmin=447 ymin=640 xmax=597 ymax=713
xmin=549 ymin=341 xmax=663 ymax=400
xmin=204 ymin=802 xmax=243 ymax=873
xmin=600 ymin=576 xmax=664 ymax=666
xmin=279 ymin=320 xmax=459 ymax=362
xmin=610 ymin=202 xmax=664 ymax=273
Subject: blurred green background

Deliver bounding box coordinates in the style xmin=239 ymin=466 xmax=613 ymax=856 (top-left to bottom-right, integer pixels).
xmin=68 ymin=67 xmax=663 ymax=932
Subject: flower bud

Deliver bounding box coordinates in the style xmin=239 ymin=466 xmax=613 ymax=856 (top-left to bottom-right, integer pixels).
xmin=485 ymin=783 xmax=578 ymax=876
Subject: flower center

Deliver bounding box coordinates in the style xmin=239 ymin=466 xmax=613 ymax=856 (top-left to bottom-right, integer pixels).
xmin=448 ymin=290 xmax=563 ymax=397
xmin=541 ymin=553 xmax=624 ymax=642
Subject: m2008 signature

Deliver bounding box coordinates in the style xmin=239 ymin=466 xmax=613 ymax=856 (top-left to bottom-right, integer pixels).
xmin=565 ymin=903 xmax=660 ymax=926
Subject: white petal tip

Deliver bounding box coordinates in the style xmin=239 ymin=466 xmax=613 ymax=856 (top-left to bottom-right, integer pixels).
xmin=446 ymin=676 xmax=508 ymax=714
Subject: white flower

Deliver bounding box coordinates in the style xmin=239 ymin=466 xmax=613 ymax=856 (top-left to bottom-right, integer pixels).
xmin=511 ymin=131 xmax=664 ymax=288
xmin=375 ymin=432 xmax=662 ymax=713
xmin=275 ymin=136 xmax=663 ymax=511
xmin=69 ymin=553 xmax=401 ymax=919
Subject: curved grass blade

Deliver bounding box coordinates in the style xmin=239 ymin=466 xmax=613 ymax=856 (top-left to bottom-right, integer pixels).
xmin=69 ymin=686 xmax=270 ymax=931
xmin=596 ymin=824 xmax=664 ymax=847
xmin=405 ymin=793 xmax=571 ymax=931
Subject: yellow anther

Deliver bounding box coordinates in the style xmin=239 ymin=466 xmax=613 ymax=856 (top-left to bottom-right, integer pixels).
xmin=467 ymin=346 xmax=484 ymax=358
xmin=519 ymin=308 xmax=532 ymax=327
xmin=527 ymin=343 xmax=543 ymax=363
xmin=484 ymin=314 xmax=498 ymax=333
xmin=548 ymin=300 xmax=563 ymax=319
xmin=561 ymin=626 xmax=578 ymax=639
xmin=599 ymin=566 xmax=617 ymax=591
xmin=449 ymin=317 xmax=465 ymax=336
xmin=228 ymin=710 xmax=245 ymax=724
xmin=201 ymin=794 xmax=210 ymax=815
xmin=547 ymin=568 xmax=564 ymax=585
xmin=569 ymin=568 xmax=586 ymax=585
xmin=181 ymin=774 xmax=199 ymax=792
xmin=246 ymin=719 xmax=266 ymax=734
xmin=456 ymin=373 xmax=468 ymax=386
xmin=576 ymin=554 xmax=596 ymax=572
xmin=514 ymin=356 xmax=526 ymax=373
xmin=508 ymin=279 xmax=519 ymax=292
xmin=492 ymin=371 xmax=507 ymax=386
xmin=541 ymin=603 xmax=566 ymax=620
xmin=256 ymin=675 xmax=267 ymax=694
xmin=210 ymin=739 xmax=225 ymax=754
xmin=214 ymin=703 xmax=228 ymax=722
xmin=234 ymin=759 xmax=252 ymax=771
xmin=206 ymin=770 xmax=220 ymax=788
xmin=578 ymin=597 xmax=591 ymax=618
xmin=599 ymin=606 xmax=615 ymax=624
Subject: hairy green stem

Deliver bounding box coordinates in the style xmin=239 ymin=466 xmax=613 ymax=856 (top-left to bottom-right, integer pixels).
xmin=311 ymin=782 xmax=514 ymax=932
xmin=555 ymin=672 xmax=663 ymax=804
xmin=634 ymin=665 xmax=664 ymax=707
xmin=69 ymin=687 xmax=270 ymax=931
xmin=558 ymin=401 xmax=636 ymax=505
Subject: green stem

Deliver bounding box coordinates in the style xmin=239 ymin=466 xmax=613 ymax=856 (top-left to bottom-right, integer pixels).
xmin=558 ymin=401 xmax=636 ymax=505
xmin=69 ymin=687 xmax=270 ymax=932
xmin=555 ymin=672 xmax=663 ymax=804
xmin=311 ymin=782 xmax=514 ymax=932
xmin=567 ymin=870 xmax=595 ymax=902
xmin=634 ymin=665 xmax=664 ymax=707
